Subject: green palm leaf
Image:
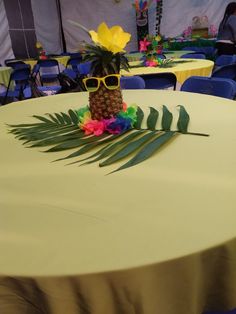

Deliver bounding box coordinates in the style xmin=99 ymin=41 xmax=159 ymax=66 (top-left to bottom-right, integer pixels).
xmin=79 ymin=130 xmax=143 ymax=165
xmin=55 ymin=132 xmax=127 ymax=162
xmin=68 ymin=109 xmax=79 ymax=125
xmin=134 ymin=106 xmax=144 ymax=129
xmin=32 ymin=115 xmax=54 ymax=124
xmin=177 ymin=105 xmax=190 ymax=133
xmin=46 ymin=114 xmax=60 ymax=124
xmin=45 ymin=134 xmax=110 ymax=152
xmin=99 ymin=131 xmax=158 ymax=167
xmin=8 ymin=104 xmax=204 ymax=173
xmin=161 ymin=105 xmax=173 ymax=131
xmin=147 ymin=107 xmax=159 ymax=130
xmin=54 ymin=113 xmax=67 ymax=124
xmin=111 ymin=131 xmax=177 ymax=173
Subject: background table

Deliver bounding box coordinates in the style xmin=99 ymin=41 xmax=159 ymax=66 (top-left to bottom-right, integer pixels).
xmin=0 ymin=66 xmax=11 ymax=90
xmin=1 ymin=91 xmax=236 ymax=314
xmin=126 ymin=50 xmax=194 ymax=62
xmin=23 ymin=55 xmax=70 ymax=69
xmin=123 ymin=58 xmax=214 ymax=84
xmin=168 ymin=38 xmax=216 ymax=50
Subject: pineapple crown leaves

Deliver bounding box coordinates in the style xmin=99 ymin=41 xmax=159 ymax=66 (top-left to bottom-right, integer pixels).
xmin=83 ymin=44 xmax=129 ymax=75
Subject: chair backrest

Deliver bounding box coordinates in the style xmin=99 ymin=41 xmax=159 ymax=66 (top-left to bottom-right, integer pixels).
xmin=212 ymin=64 xmax=236 ymax=80
xmin=77 ymin=62 xmax=92 ymax=76
xmin=4 ymin=58 xmax=17 ymax=66
xmin=8 ymin=66 xmax=31 ymax=97
xmin=181 ymin=53 xmax=206 ymax=59
xmin=215 ymin=55 xmax=236 ymax=66
xmin=11 ymin=66 xmax=31 ymax=82
xmin=139 ymin=72 xmax=177 ymax=90
xmin=120 ymin=76 xmax=145 ymax=89
xmin=68 ymin=52 xmax=83 ymax=58
xmin=181 ymin=76 xmax=236 ymax=99
xmin=37 ymin=59 xmax=60 ymax=72
xmin=66 ymin=56 xmax=82 ymax=72
xmin=5 ymin=60 xmax=27 ymax=69
xmin=182 ymin=47 xmax=205 ymax=53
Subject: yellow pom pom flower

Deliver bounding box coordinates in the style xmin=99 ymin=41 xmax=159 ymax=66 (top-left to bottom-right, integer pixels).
xmin=36 ymin=41 xmax=42 ymax=49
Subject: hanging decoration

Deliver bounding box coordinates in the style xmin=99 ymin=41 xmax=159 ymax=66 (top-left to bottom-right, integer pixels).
xmin=35 ymin=41 xmax=47 ymax=60
xmin=132 ymin=0 xmax=153 ymax=47
xmin=155 ymin=0 xmax=163 ymax=35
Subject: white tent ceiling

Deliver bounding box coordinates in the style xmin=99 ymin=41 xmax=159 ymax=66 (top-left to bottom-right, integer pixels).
xmin=0 ymin=0 xmax=233 ymax=62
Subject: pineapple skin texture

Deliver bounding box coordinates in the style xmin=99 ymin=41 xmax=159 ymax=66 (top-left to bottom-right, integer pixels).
xmin=89 ymin=85 xmax=123 ymax=120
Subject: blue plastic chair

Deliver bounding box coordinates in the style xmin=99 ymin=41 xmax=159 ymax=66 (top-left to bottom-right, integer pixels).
xmin=77 ymin=62 xmax=92 ymax=76
xmin=182 ymin=46 xmax=215 ymax=56
xmin=37 ymin=59 xmax=61 ymax=85
xmin=66 ymin=56 xmax=83 ymax=74
xmin=23 ymin=83 xmax=62 ymax=99
xmin=121 ymin=76 xmax=145 ymax=89
xmin=0 ymin=66 xmax=31 ymax=105
xmin=181 ymin=53 xmax=206 ymax=59
xmin=62 ymin=68 xmax=77 ymax=80
xmin=5 ymin=60 xmax=28 ymax=69
xmin=182 ymin=46 xmax=206 ymax=54
xmin=67 ymin=52 xmax=83 ymax=58
xmin=215 ymin=55 xmax=236 ymax=67
xmin=204 ymin=309 xmax=236 ymax=314
xmin=180 ymin=76 xmax=236 ymax=99
xmin=212 ymin=64 xmax=236 ymax=81
xmin=139 ymin=72 xmax=177 ymax=90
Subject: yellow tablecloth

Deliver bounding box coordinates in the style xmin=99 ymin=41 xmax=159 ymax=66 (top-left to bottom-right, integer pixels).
xmin=23 ymin=55 xmax=70 ymax=68
xmin=1 ymin=91 xmax=236 ymax=314
xmin=0 ymin=66 xmax=12 ymax=87
xmin=123 ymin=58 xmax=214 ymax=84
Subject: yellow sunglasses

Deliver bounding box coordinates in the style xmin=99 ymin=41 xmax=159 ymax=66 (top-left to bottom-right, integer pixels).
xmin=83 ymin=74 xmax=121 ymax=92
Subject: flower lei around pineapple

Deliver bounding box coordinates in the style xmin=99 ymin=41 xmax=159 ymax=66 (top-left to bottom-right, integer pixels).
xmin=77 ymin=103 xmax=138 ymax=136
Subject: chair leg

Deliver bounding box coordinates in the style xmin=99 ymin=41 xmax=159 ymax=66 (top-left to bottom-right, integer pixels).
xmin=2 ymin=89 xmax=9 ymax=105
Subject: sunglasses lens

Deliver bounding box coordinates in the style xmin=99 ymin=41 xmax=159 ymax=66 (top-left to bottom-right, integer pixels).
xmin=104 ymin=75 xmax=119 ymax=89
xmin=84 ymin=78 xmax=99 ymax=92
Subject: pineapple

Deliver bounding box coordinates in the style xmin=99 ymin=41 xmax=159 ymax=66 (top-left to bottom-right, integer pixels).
xmin=89 ymin=85 xmax=123 ymax=120
xmin=82 ymin=22 xmax=131 ymax=120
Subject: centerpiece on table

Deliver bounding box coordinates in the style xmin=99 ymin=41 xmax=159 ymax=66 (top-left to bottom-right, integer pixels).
xmin=9 ymin=22 xmax=208 ymax=174
xmin=35 ymin=41 xmax=47 ymax=60
xmin=82 ymin=22 xmax=131 ymax=121
xmin=139 ymin=34 xmax=169 ymax=67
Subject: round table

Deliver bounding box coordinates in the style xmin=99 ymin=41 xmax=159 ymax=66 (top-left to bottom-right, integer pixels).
xmin=23 ymin=55 xmax=70 ymax=69
xmin=123 ymin=58 xmax=214 ymax=84
xmin=0 ymin=66 xmax=11 ymax=88
xmin=0 ymin=91 xmax=236 ymax=314
xmin=126 ymin=50 xmax=194 ymax=62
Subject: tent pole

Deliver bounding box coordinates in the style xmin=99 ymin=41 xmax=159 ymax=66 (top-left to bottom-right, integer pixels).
xmin=56 ymin=0 xmax=67 ymax=53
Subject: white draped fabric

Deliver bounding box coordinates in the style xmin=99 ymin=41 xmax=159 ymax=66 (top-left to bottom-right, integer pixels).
xmin=31 ymin=0 xmax=63 ymax=55
xmin=0 ymin=0 xmax=14 ymax=66
xmin=161 ymin=0 xmax=233 ymax=37
xmin=60 ymin=0 xmax=140 ymax=52
xmin=59 ymin=0 xmax=230 ymax=53
xmin=0 ymin=1 xmax=232 ymax=58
